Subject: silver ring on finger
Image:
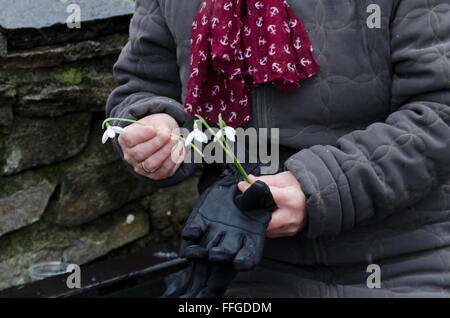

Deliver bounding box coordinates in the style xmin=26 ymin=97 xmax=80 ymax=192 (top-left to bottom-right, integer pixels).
xmin=141 ymin=162 xmax=157 ymax=174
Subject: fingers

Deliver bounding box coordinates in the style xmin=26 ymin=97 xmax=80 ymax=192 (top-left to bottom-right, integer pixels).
xmin=237 ymin=180 xmax=252 ymax=193
xmin=140 ymin=138 xmax=178 ymax=169
xmin=178 ymin=262 xmax=211 ymax=298
xmin=182 ymin=218 xmax=207 ymax=241
xmin=116 ymin=113 xmax=185 ymax=180
xmin=162 ymin=262 xmax=195 ymax=298
xmin=239 ymin=182 xmax=286 ymax=203
xmin=118 ymin=125 xmax=157 ymax=149
xmin=133 ymin=152 xmax=181 ymax=180
xmin=182 ymin=245 xmax=208 ymax=260
xmin=179 ymin=239 xmax=207 ymax=259
xmin=237 ymin=174 xmax=284 ymax=193
xmin=243 ymin=172 xmax=297 ymax=188
xmin=180 ymin=223 xmax=208 ymax=259
xmin=233 ymin=239 xmax=257 ymax=271
xmin=184 ymin=231 xmax=224 ymax=261
xmin=128 ymin=131 xmax=172 ymax=163
xmin=169 ymin=140 xmax=186 ymax=167
xmin=196 ymin=263 xmax=237 ymax=298
xmin=124 ymin=133 xmax=184 ymax=180
xmin=150 ymin=140 xmax=185 ymax=180
xmin=266 ymin=203 xmax=307 ymax=238
xmin=209 ymin=233 xmax=243 ymax=263
xmin=266 ymin=209 xmax=297 ymax=238
xmin=238 ymin=177 xmax=307 ymax=238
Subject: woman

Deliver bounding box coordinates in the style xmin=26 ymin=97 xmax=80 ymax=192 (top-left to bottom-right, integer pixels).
xmin=106 ymin=0 xmax=450 ymax=297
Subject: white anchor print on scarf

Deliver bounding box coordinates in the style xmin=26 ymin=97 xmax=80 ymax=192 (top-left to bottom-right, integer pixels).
xmin=184 ymin=0 xmax=319 ymax=127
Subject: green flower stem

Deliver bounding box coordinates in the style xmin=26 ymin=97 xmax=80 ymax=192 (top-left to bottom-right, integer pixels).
xmin=195 ymin=115 xmax=252 ymax=184
xmin=104 ymin=116 xmax=251 ymax=183
xmin=169 ymin=134 xmax=205 ymax=158
xmin=102 ymin=118 xmax=146 ymax=129
xmin=224 ymin=138 xmax=252 ymax=184
xmin=102 ymin=117 xmax=204 ymax=158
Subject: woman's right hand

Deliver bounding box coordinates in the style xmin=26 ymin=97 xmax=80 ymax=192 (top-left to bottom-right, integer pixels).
xmin=118 ymin=113 xmax=185 ymax=180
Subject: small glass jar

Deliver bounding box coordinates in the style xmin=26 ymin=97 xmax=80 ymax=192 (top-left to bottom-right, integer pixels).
xmin=28 ymin=262 xmax=71 ymax=281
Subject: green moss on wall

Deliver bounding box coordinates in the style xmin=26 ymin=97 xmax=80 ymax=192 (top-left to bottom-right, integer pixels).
xmin=54 ymin=68 xmax=84 ymax=86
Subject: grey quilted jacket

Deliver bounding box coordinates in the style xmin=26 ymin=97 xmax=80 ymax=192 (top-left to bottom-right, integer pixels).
xmin=106 ymin=0 xmax=450 ymax=297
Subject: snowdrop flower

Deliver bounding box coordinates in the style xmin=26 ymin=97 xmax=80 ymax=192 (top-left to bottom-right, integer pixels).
xmin=102 ymin=125 xmax=125 ymax=144
xmin=214 ymin=126 xmax=236 ymax=142
xmin=184 ymin=128 xmax=208 ymax=146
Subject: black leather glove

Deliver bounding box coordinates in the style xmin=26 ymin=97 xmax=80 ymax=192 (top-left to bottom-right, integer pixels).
xmin=180 ymin=163 xmax=277 ymax=271
xmin=162 ymin=163 xmax=277 ymax=298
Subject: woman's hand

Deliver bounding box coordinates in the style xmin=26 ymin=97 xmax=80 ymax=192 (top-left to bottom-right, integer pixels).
xmin=238 ymin=171 xmax=307 ymax=238
xmin=118 ymin=113 xmax=185 ymax=180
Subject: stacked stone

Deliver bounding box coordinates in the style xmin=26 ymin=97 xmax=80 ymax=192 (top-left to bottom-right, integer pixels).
xmin=0 ymin=0 xmax=199 ymax=290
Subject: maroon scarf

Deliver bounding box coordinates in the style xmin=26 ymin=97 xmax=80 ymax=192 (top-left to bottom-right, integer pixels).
xmin=184 ymin=0 xmax=319 ymax=127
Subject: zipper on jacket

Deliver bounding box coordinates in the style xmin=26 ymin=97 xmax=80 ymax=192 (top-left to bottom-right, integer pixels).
xmin=311 ymin=239 xmax=322 ymax=264
xmin=328 ymin=284 xmax=339 ymax=298
xmin=314 ymin=241 xmax=340 ymax=298
xmin=253 ymin=84 xmax=268 ymax=129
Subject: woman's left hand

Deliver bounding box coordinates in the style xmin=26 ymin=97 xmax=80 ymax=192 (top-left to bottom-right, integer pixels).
xmin=238 ymin=171 xmax=307 ymax=238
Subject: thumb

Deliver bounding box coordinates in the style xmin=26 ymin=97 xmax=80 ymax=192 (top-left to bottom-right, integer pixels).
xmin=237 ymin=174 xmax=259 ymax=193
xmin=238 ymin=180 xmax=251 ymax=193
xmin=239 ymin=181 xmax=286 ymax=206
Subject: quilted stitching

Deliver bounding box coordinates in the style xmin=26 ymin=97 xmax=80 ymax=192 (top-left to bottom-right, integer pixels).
xmin=106 ymin=0 xmax=450 ymax=295
xmin=105 ymin=0 xmax=196 ymax=188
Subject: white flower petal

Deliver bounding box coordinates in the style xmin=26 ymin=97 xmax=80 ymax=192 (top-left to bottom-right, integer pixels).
xmin=213 ymin=130 xmax=223 ymax=142
xmin=193 ymin=130 xmax=202 ymax=141
xmin=224 ymin=126 xmax=236 ymax=142
xmin=194 ymin=129 xmax=208 ymax=143
xmin=111 ymin=126 xmax=125 ymax=134
xmin=106 ymin=127 xmax=116 ymax=138
xmin=200 ymin=132 xmax=208 ymax=143
xmin=102 ymin=131 xmax=109 ymax=144
xmin=185 ymin=132 xmax=195 ymax=146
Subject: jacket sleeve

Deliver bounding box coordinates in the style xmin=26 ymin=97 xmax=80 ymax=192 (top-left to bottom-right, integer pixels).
xmin=106 ymin=0 xmax=197 ymax=188
xmin=285 ymin=0 xmax=450 ymax=239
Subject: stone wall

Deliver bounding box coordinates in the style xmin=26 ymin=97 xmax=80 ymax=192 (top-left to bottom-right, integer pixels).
xmin=0 ymin=11 xmax=199 ymax=290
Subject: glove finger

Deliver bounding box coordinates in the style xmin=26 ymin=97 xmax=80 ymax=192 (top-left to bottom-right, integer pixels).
xmin=196 ymin=263 xmax=237 ymax=298
xmin=179 ymin=261 xmax=211 ymax=298
xmin=236 ymin=180 xmax=277 ymax=212
xmin=181 ymin=217 xmax=207 ymax=241
xmin=233 ymin=238 xmax=258 ymax=271
xmin=178 ymin=239 xmax=195 ymax=258
xmin=209 ymin=233 xmax=244 ymax=263
xmin=183 ymin=244 xmax=208 ymax=260
xmin=184 ymin=231 xmax=224 ymax=261
xmin=161 ymin=262 xmax=196 ymax=298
